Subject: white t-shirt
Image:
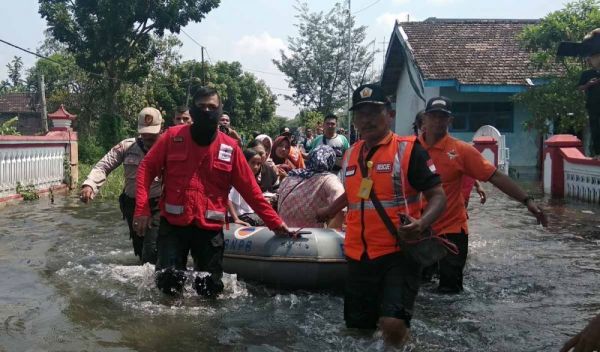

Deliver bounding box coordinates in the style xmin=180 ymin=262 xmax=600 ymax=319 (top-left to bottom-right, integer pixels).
xmin=229 ymin=188 xmax=254 ymax=216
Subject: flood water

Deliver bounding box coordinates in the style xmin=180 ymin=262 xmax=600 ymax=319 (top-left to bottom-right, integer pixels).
xmin=1 ymin=184 xmax=599 ymax=351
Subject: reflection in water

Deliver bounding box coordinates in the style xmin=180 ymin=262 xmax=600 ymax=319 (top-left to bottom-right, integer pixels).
xmin=1 ymin=186 xmax=600 ymax=351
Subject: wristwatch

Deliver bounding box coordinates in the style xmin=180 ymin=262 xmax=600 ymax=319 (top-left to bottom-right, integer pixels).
xmin=521 ymin=196 xmax=534 ymax=205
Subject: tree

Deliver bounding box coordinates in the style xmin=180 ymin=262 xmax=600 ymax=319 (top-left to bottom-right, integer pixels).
xmin=515 ymin=0 xmax=600 ymax=134
xmin=1 ymin=56 xmax=26 ymax=93
xmin=273 ymin=1 xmax=375 ymax=114
xmin=146 ymin=60 xmax=278 ymax=134
xmin=39 ymin=0 xmax=220 ymax=148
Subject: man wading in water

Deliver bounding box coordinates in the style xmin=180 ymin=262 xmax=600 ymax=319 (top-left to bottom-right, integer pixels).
xmin=418 ymin=96 xmax=548 ymax=294
xmin=134 ymin=87 xmax=292 ymax=297
xmin=317 ymin=83 xmax=447 ymax=347
xmin=80 ymin=107 xmax=163 ymax=264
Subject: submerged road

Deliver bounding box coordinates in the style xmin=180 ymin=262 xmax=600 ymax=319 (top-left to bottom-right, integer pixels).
xmin=0 ymin=185 xmax=599 ymax=351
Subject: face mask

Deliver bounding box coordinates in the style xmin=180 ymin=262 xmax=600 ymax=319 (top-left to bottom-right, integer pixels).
xmin=189 ymin=104 xmax=221 ymax=130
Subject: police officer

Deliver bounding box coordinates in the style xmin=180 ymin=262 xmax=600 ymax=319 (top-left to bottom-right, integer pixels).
xmin=133 ymin=87 xmax=292 ymax=297
xmin=317 ymin=83 xmax=447 ymax=347
xmin=80 ymin=107 xmax=163 ymax=264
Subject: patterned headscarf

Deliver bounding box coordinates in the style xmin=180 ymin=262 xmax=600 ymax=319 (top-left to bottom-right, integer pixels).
xmin=287 ymin=145 xmax=336 ymax=179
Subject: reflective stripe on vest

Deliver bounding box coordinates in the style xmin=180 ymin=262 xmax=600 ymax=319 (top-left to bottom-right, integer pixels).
xmin=347 ymin=194 xmax=421 ymax=210
xmin=343 ymin=135 xmax=422 ymax=260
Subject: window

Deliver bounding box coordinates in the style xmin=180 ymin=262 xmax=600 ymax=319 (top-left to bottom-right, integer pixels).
xmin=449 ymin=102 xmax=514 ymax=133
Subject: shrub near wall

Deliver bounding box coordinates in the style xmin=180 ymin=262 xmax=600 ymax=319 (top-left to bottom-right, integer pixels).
xmin=78 ymin=163 xmax=124 ymax=200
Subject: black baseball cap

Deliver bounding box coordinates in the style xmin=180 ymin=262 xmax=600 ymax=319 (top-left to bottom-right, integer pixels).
xmin=349 ymin=83 xmax=390 ymax=111
xmin=425 ymin=96 xmax=452 ymax=115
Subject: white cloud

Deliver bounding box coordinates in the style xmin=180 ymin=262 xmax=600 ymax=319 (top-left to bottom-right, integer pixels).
xmin=392 ymin=0 xmax=411 ymax=4
xmin=234 ymin=32 xmax=286 ymax=57
xmin=376 ymin=12 xmax=411 ymax=28
xmin=427 ymin=0 xmax=457 ymax=5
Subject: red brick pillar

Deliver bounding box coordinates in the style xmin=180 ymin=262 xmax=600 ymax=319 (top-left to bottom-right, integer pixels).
xmin=473 ymin=136 xmax=499 ymax=167
xmin=543 ymin=134 xmax=583 ymax=197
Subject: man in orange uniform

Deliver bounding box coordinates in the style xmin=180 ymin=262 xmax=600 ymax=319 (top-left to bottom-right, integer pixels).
xmin=134 ymin=87 xmax=292 ymax=297
xmin=419 ymin=96 xmax=547 ymax=294
xmin=317 ymin=84 xmax=447 ymax=346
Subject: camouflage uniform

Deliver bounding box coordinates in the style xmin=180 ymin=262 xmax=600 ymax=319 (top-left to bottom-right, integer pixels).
xmin=82 ymin=138 xmax=162 ymax=263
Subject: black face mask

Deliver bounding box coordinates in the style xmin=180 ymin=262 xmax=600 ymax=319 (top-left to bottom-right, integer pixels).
xmin=189 ymin=104 xmax=222 ymax=145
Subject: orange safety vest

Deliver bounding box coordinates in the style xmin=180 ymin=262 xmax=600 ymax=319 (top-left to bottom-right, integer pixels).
xmin=341 ymin=133 xmax=422 ymax=260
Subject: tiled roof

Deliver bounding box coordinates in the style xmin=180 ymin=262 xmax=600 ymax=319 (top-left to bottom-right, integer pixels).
xmin=400 ymin=18 xmax=561 ymax=85
xmin=0 ymin=92 xmax=38 ymax=113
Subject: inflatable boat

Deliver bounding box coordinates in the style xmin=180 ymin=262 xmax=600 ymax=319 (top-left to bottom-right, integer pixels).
xmin=223 ymin=224 xmax=347 ymax=289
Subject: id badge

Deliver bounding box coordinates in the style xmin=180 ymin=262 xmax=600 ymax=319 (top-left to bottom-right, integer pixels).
xmin=357 ymin=178 xmax=373 ymax=200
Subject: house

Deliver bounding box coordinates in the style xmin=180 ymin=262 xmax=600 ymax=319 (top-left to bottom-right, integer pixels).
xmin=380 ymin=18 xmax=560 ymax=177
xmin=0 ymin=92 xmax=42 ymax=135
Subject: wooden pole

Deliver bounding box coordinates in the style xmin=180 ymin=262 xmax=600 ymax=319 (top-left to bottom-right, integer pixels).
xmin=39 ymin=74 xmax=48 ymax=133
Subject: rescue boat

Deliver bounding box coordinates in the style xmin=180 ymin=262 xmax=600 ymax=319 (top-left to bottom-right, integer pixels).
xmin=222 ymin=224 xmax=347 ymax=289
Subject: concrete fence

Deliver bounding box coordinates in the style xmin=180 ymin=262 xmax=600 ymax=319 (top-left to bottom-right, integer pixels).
xmin=0 ymin=105 xmax=78 ymax=203
xmin=543 ymin=134 xmax=600 ymax=203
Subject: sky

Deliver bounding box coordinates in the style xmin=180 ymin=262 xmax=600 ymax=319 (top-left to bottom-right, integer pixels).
xmin=0 ymin=0 xmax=571 ymax=118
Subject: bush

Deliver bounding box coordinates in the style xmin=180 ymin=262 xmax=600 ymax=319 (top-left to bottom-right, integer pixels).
xmin=78 ymin=135 xmax=106 ymax=165
xmin=78 ymin=163 xmax=124 ymax=200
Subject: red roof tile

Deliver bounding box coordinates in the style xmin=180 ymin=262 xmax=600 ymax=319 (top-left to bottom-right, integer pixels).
xmin=400 ymin=18 xmax=562 ymax=85
xmin=0 ymin=92 xmax=38 ymax=113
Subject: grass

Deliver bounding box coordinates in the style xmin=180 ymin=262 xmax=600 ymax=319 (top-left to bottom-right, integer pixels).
xmin=78 ymin=163 xmax=125 ymax=200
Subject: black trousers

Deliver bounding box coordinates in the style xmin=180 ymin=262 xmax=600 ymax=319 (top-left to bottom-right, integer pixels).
xmin=589 ymin=110 xmax=600 ymax=155
xmin=437 ymin=232 xmax=469 ymax=292
xmin=119 ymin=194 xmax=159 ymax=264
xmin=344 ymin=252 xmax=421 ymax=329
xmin=154 ymin=217 xmax=225 ymax=296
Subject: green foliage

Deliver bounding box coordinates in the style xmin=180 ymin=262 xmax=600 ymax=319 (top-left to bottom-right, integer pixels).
xmin=297 ymin=110 xmax=324 ymax=130
xmin=514 ymin=69 xmax=588 ymax=133
xmin=273 ymin=1 xmax=375 ymax=113
xmin=78 ymin=135 xmax=106 ymax=165
xmin=16 ymin=182 xmax=39 ymax=201
xmin=515 ymin=0 xmax=600 ymax=134
xmin=38 ymin=0 xmax=220 ymax=149
xmin=1 ymin=56 xmax=26 ymax=93
xmin=146 ymin=60 xmax=278 ymax=135
xmin=0 ymin=117 xmax=20 ymax=136
xmin=78 ymin=163 xmax=124 ymax=200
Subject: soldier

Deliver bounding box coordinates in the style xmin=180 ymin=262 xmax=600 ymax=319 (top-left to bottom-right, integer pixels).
xmin=80 ymin=107 xmax=163 ymax=264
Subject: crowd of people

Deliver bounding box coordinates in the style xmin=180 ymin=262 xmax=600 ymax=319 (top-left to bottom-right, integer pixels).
xmin=78 ymin=82 xmax=597 ymax=350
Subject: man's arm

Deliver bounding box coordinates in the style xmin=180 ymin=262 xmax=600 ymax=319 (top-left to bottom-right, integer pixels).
xmin=316 ymin=193 xmax=348 ymax=222
xmin=560 ymin=313 xmax=600 ymax=352
xmin=133 ymin=132 xmax=168 ymax=235
xmin=488 ymin=172 xmax=547 ymax=226
xmin=80 ymin=141 xmax=127 ymax=202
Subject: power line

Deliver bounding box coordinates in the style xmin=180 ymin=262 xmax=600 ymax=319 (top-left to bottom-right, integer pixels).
xmin=352 ymin=0 xmax=381 ymax=14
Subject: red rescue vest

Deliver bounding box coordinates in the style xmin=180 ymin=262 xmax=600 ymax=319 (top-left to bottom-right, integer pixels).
xmin=160 ymin=127 xmax=238 ymax=230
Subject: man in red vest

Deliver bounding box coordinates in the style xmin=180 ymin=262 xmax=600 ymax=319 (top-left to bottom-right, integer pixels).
xmin=134 ymin=87 xmax=291 ymax=296
xmin=317 ymin=83 xmax=447 ymax=347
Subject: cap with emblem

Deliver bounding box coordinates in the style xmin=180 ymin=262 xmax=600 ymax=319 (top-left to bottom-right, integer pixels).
xmin=137 ymin=107 xmax=163 ymax=134
xmin=349 ymin=83 xmax=390 ymax=111
xmin=425 ymin=96 xmax=452 ymax=115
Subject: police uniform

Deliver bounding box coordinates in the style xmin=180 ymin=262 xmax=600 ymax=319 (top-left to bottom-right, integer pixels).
xmin=83 ymin=137 xmax=162 ymax=264
xmin=135 ymin=124 xmax=283 ymax=296
xmin=342 ymin=84 xmax=441 ymax=328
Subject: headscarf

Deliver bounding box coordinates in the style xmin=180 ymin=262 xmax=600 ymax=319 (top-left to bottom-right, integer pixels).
xmin=254 ymin=134 xmax=273 ymax=159
xmin=287 ymin=145 xmax=336 ymax=179
xmin=271 ymin=135 xmax=292 ymax=165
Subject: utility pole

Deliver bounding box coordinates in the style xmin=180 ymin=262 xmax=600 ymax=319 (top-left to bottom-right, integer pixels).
xmin=346 ymin=0 xmax=352 ymax=132
xmin=380 ymin=37 xmax=387 ymax=74
xmin=201 ymin=46 xmax=206 ymax=85
xmin=39 ymin=74 xmax=48 ymax=133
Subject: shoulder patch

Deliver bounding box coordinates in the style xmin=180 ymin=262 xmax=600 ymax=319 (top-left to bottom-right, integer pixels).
xmin=172 ymin=136 xmax=184 ymax=143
